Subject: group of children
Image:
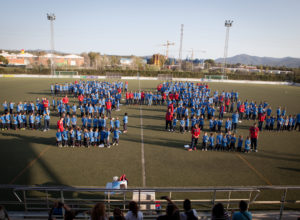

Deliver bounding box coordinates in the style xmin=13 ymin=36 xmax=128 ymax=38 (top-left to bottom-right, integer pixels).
xmin=197 ymin=131 xmax=252 ymax=153
xmin=1 ymin=98 xmax=51 ymax=131
xmin=55 ymin=113 xmax=128 ymax=148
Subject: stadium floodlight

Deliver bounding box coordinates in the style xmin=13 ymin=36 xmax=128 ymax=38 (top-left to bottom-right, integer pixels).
xmin=47 ymin=13 xmax=56 ymax=75
xmin=222 ymin=20 xmax=233 ymax=76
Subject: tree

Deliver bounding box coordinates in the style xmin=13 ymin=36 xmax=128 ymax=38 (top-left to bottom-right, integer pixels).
xmin=88 ymin=52 xmax=100 ymax=68
xmin=0 ymin=55 xmax=8 ymax=65
xmin=110 ymin=56 xmax=120 ymax=67
xmin=204 ymin=59 xmax=215 ymax=69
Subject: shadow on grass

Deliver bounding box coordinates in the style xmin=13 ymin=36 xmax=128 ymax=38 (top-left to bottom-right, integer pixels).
xmin=277 ymin=167 xmax=300 ymax=172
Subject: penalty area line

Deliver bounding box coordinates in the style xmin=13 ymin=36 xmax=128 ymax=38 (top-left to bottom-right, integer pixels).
xmin=9 ymin=146 xmax=51 ymax=184
xmin=235 ymin=153 xmax=272 ymax=186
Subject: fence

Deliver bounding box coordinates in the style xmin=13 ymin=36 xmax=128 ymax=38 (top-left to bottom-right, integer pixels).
xmin=0 ymin=185 xmax=300 ymax=219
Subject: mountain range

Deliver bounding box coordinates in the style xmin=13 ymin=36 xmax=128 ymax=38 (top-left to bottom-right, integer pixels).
xmin=215 ymin=54 xmax=300 ymax=68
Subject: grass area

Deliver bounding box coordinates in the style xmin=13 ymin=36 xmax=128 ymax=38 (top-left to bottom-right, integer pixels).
xmin=0 ymin=77 xmax=299 ymax=191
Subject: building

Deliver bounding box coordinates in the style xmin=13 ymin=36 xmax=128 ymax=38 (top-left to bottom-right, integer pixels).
xmin=0 ymin=51 xmax=84 ymax=67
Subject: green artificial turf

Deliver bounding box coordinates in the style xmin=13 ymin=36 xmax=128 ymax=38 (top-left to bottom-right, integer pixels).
xmin=0 ymin=77 xmax=299 ymax=190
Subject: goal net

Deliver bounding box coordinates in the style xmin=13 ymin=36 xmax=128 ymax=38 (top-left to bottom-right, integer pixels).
xmin=55 ymin=71 xmax=78 ymax=76
xmin=158 ymin=74 xmax=173 ymax=81
xmin=204 ymin=75 xmax=228 ymax=80
xmin=106 ymin=72 xmax=122 ymax=79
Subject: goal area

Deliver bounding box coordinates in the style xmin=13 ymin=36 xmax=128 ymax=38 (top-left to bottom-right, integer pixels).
xmin=106 ymin=72 xmax=122 ymax=79
xmin=55 ymin=71 xmax=78 ymax=76
xmin=204 ymin=75 xmax=228 ymax=80
xmin=157 ymin=74 xmax=173 ymax=81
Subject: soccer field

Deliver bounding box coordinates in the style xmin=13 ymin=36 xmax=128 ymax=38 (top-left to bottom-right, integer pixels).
xmin=0 ymin=77 xmax=300 ymax=189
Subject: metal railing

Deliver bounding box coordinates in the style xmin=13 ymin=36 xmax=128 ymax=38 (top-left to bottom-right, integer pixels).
xmin=0 ymin=185 xmax=300 ymax=219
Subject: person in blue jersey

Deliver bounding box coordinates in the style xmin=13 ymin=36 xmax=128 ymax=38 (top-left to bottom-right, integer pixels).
xmin=113 ymin=128 xmax=122 ymax=146
xmin=115 ymin=117 xmax=120 ymax=130
xmin=244 ymin=136 xmax=251 ymax=153
xmin=93 ymin=116 xmax=98 ymax=129
xmin=123 ymin=113 xmax=128 ymax=133
xmin=76 ymin=127 xmax=82 ymax=147
xmin=172 ymin=116 xmax=177 ymax=132
xmin=270 ymin=116 xmax=275 ymax=131
xmin=221 ymin=134 xmax=228 ymax=151
xmin=276 ymin=106 xmax=281 ymax=120
xmin=64 ymin=114 xmax=71 ymax=128
xmin=0 ymin=114 xmax=5 ymax=130
xmin=5 ymin=112 xmax=11 ymax=130
xmin=62 ymin=127 xmax=69 ymax=147
xmin=2 ymin=101 xmax=8 ymax=113
xmin=295 ymin=113 xmax=300 ymax=131
xmin=12 ymin=114 xmax=18 ymax=130
xmin=87 ymin=115 xmax=92 ymax=129
xmin=180 ymin=117 xmax=185 ymax=133
xmin=185 ymin=117 xmax=190 ymax=132
xmin=28 ymin=113 xmax=34 ymax=129
xmin=43 ymin=107 xmax=50 ymax=132
xmin=230 ymin=134 xmax=237 ymax=151
xmin=232 ymin=111 xmax=239 ymax=133
xmin=277 ymin=116 xmax=284 ymax=131
xmin=202 ymin=132 xmax=209 ymax=151
xmin=216 ymin=132 xmax=223 ymax=151
xmin=237 ymin=135 xmax=243 ymax=152
xmin=83 ymin=128 xmax=90 ymax=147
xmin=209 ymin=118 xmax=214 ymax=132
xmin=89 ymin=128 xmax=95 ymax=146
xmin=56 ymin=129 xmax=62 ymax=147
xmin=99 ymin=127 xmax=106 ymax=146
xmin=199 ymin=115 xmax=204 ymax=131
xmin=217 ymin=118 xmax=223 ymax=132
xmin=208 ymin=133 xmax=214 ymax=150
xmin=71 ymin=115 xmax=77 ymax=128
xmin=71 ymin=104 xmax=77 ymax=115
xmin=225 ymin=118 xmax=232 ymax=133
xmin=69 ymin=127 xmax=75 ymax=147
xmin=9 ymin=102 xmax=14 ymax=114
xmin=94 ymin=128 xmax=99 ymax=146
xmin=105 ymin=128 xmax=111 ymax=148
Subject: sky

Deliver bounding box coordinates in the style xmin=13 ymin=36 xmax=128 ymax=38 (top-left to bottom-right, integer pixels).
xmin=0 ymin=0 xmax=300 ymax=59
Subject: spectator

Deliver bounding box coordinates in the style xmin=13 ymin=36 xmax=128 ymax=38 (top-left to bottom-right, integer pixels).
xmin=232 ymin=200 xmax=252 ymax=220
xmin=109 ymin=207 xmax=125 ymax=220
xmin=91 ymin=202 xmax=108 ymax=220
xmin=125 ymin=201 xmax=143 ymax=220
xmin=211 ymin=203 xmax=230 ymax=220
xmin=157 ymin=196 xmax=180 ymax=220
xmin=180 ymin=199 xmax=198 ymax=220
xmin=0 ymin=205 xmax=10 ymax=220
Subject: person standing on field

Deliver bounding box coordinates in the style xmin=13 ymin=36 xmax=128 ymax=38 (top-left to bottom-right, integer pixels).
xmin=249 ymin=123 xmax=259 ymax=152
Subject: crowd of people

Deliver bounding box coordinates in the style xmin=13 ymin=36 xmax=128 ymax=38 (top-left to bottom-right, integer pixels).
xmin=161 ymin=81 xmax=300 ymax=153
xmin=45 ymin=197 xmax=254 ymax=220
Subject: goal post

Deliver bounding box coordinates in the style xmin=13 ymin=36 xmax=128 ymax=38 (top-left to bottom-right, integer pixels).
xmin=55 ymin=71 xmax=78 ymax=76
xmin=106 ymin=72 xmax=122 ymax=79
xmin=204 ymin=75 xmax=228 ymax=80
xmin=157 ymin=74 xmax=173 ymax=81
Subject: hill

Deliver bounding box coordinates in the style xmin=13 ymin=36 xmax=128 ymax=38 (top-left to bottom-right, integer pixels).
xmin=215 ymin=54 xmax=300 ymax=68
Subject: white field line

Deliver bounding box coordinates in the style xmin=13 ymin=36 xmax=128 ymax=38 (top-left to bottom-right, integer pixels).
xmin=139 ymin=77 xmax=146 ymax=187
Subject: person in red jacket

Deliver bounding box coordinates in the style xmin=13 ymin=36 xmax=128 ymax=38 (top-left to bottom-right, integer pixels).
xmin=162 ymin=92 xmax=167 ymax=105
xmin=225 ymin=98 xmax=230 ymax=112
xmin=62 ymin=95 xmax=69 ymax=105
xmin=106 ymin=99 xmax=112 ymax=118
xmin=43 ymin=98 xmax=49 ymax=109
xmin=125 ymin=92 xmax=130 ymax=105
xmin=57 ymin=118 xmax=64 ymax=132
xmin=189 ymin=124 xmax=201 ymax=151
xmin=239 ymin=103 xmax=245 ymax=120
xmin=78 ymin=94 xmax=84 ymax=105
xmin=129 ymin=91 xmax=134 ymax=105
xmin=165 ymin=109 xmax=173 ymax=131
xmin=249 ymin=123 xmax=259 ymax=152
xmin=168 ymin=102 xmax=174 ymax=115
xmin=258 ymin=113 xmax=266 ymax=131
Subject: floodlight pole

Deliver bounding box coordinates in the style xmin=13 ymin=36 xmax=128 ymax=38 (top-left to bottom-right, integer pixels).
xmin=47 ymin=13 xmax=56 ymax=75
xmin=178 ymin=24 xmax=184 ymax=70
xmin=222 ymin=20 xmax=233 ymax=76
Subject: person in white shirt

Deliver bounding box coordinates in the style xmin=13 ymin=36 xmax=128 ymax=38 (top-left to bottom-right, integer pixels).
xmin=125 ymin=201 xmax=143 ymax=220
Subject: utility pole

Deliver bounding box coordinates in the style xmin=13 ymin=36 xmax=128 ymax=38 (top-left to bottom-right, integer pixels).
xmin=47 ymin=13 xmax=56 ymax=75
xmin=222 ymin=20 xmax=233 ymax=75
xmin=161 ymin=40 xmax=175 ymax=67
xmin=178 ymin=24 xmax=184 ymax=70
